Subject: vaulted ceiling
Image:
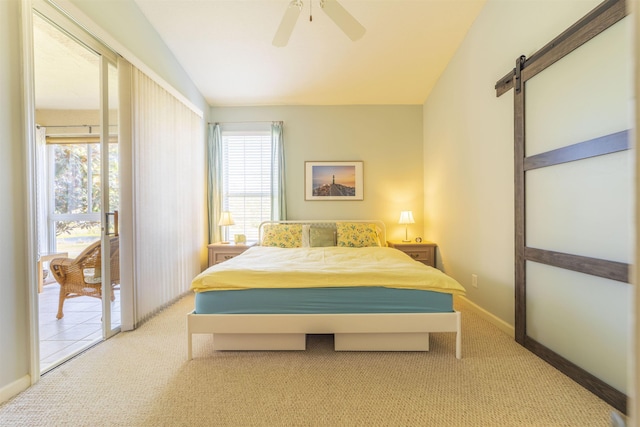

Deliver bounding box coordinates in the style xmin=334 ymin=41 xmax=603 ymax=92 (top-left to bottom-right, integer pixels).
xmin=34 ymin=0 xmax=487 ymax=109
xmin=133 ymin=0 xmax=486 ymax=106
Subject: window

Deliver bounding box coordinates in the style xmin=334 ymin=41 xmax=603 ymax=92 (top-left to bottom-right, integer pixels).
xmin=47 ymin=141 xmax=119 ymax=255
xmin=220 ymin=126 xmax=280 ymax=242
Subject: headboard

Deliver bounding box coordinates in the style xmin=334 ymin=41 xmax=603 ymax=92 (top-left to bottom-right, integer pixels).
xmin=258 ymin=220 xmax=387 ymax=247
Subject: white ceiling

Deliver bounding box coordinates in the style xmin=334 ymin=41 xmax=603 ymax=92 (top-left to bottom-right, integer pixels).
xmin=133 ymin=0 xmax=487 ymax=106
xmin=34 ymin=0 xmax=487 ymax=109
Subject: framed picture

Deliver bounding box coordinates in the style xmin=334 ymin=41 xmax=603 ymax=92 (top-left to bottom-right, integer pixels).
xmin=305 ymin=161 xmax=363 ymax=201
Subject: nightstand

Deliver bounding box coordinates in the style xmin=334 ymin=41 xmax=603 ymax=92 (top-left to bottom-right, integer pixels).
xmin=387 ymin=240 xmax=437 ymax=267
xmin=208 ymin=242 xmax=256 ymax=267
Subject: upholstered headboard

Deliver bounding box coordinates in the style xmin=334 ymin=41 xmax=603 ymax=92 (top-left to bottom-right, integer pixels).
xmin=258 ymin=220 xmax=387 ymax=248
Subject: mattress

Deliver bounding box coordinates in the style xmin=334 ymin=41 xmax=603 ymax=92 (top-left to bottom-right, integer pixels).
xmin=194 ymin=286 xmax=454 ymax=314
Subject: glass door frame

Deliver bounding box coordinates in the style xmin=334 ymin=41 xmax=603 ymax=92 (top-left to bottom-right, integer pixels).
xmin=23 ymin=0 xmax=121 ymax=382
xmin=99 ymin=56 xmax=120 ymax=340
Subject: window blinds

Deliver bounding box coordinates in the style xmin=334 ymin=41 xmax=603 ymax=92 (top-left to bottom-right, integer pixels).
xmin=221 ymin=130 xmax=274 ymax=242
xmin=131 ymin=68 xmax=204 ymax=325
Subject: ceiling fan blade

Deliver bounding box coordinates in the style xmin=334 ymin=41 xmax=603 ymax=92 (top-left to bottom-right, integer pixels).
xmin=272 ymin=1 xmax=303 ymax=47
xmin=320 ymin=0 xmax=366 ymax=42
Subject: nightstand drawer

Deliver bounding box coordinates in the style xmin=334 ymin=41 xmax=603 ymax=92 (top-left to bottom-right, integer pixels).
xmin=386 ymin=241 xmax=437 ymax=268
xmin=213 ymin=251 xmax=240 ymax=264
xmin=207 ymin=242 xmax=255 ymax=267
xmin=403 ymin=249 xmax=433 ymax=265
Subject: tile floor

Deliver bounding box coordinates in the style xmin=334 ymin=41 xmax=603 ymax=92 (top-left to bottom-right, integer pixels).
xmin=38 ymin=277 xmax=120 ymax=373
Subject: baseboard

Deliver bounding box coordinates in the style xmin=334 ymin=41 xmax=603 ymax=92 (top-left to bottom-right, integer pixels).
xmin=0 ymin=375 xmax=31 ymax=405
xmin=456 ymin=296 xmax=515 ymax=338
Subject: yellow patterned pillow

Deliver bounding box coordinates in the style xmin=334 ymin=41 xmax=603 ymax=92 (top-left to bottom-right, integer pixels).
xmin=336 ymin=222 xmax=380 ymax=248
xmin=261 ymin=224 xmax=303 ymax=248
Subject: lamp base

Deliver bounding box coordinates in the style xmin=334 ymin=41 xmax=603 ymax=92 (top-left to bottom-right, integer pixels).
xmin=402 ymin=226 xmax=411 ymax=243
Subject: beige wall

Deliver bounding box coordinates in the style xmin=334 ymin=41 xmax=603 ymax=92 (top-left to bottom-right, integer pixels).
xmin=211 ymin=105 xmax=424 ymax=242
xmin=0 ymin=0 xmax=30 ymax=398
xmin=423 ymin=0 xmax=632 ymax=394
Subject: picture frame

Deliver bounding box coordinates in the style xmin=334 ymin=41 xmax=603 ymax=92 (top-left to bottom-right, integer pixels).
xmin=305 ymin=161 xmax=363 ymax=201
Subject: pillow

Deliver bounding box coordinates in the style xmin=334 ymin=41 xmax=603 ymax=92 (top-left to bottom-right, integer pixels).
xmin=261 ymin=224 xmax=303 ymax=248
xmin=375 ymin=226 xmax=383 ymax=247
xmin=310 ymin=226 xmax=336 ymax=247
xmin=301 ymin=224 xmax=311 ymax=247
xmin=336 ymin=222 xmax=381 ymax=248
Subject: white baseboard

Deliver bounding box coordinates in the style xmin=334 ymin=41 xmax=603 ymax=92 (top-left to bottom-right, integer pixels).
xmin=457 ymin=296 xmax=515 ymax=338
xmin=0 ymin=375 xmax=31 ymax=405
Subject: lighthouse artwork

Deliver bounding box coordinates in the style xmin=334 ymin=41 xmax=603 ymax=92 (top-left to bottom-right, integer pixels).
xmin=305 ymin=161 xmax=363 ymax=201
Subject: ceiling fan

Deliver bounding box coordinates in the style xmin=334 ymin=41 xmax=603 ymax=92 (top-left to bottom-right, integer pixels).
xmin=272 ymin=0 xmax=366 ymax=47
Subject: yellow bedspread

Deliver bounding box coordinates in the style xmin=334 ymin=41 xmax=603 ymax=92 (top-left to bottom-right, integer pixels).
xmin=191 ymin=246 xmax=466 ymax=296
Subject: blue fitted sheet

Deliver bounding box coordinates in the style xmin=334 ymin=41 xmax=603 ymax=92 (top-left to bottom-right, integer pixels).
xmin=194 ymin=287 xmax=453 ymax=314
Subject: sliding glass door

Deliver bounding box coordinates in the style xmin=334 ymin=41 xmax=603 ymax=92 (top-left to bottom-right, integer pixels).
xmin=32 ymin=2 xmax=121 ymax=373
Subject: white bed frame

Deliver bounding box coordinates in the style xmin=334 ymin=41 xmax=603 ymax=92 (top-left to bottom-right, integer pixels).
xmin=187 ymin=220 xmax=462 ymax=359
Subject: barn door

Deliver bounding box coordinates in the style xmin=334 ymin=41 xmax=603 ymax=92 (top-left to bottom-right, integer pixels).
xmin=495 ymin=0 xmax=631 ymax=413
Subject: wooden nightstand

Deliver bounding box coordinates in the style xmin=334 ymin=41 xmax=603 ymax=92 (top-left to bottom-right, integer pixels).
xmin=387 ymin=240 xmax=437 ymax=267
xmin=208 ymin=242 xmax=255 ymax=267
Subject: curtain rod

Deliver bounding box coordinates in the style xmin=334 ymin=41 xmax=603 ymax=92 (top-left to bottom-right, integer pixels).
xmin=208 ymin=121 xmax=282 ymax=125
xmin=37 ymin=124 xmax=117 ymax=128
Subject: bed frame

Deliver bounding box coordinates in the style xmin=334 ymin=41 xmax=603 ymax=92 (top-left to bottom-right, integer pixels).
xmin=187 ymin=220 xmax=462 ymax=359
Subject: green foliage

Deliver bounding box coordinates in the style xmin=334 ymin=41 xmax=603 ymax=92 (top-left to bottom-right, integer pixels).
xmin=53 ymin=143 xmax=119 ymax=235
xmin=55 ymin=220 xmax=100 ymax=237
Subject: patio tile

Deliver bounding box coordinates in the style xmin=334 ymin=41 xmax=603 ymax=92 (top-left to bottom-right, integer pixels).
xmin=38 ymin=281 xmax=120 ymax=372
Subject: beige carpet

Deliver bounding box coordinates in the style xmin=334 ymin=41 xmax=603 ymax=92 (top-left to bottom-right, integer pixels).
xmin=0 ymin=294 xmax=621 ymax=426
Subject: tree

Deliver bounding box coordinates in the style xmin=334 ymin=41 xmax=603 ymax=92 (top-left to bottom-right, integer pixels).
xmin=52 ymin=142 xmax=119 ymax=236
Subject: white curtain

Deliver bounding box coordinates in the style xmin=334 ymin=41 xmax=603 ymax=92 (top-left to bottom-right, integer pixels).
xmin=131 ymin=69 xmax=205 ymax=324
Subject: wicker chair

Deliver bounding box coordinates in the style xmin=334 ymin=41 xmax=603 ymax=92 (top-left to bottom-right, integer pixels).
xmin=50 ymin=236 xmax=120 ymax=319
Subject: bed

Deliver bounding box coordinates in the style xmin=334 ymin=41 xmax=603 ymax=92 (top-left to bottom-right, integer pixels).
xmin=187 ymin=220 xmax=465 ymax=359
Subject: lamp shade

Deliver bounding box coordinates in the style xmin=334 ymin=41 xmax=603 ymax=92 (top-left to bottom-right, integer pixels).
xmin=218 ymin=211 xmax=235 ymax=227
xmin=398 ymin=211 xmax=415 ymax=225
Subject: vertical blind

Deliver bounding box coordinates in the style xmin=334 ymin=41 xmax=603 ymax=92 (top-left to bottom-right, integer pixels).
xmin=132 ymin=68 xmax=204 ymax=324
xmin=221 ymin=130 xmax=274 ymax=242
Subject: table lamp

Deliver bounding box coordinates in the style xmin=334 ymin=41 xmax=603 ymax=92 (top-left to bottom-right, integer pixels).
xmin=398 ymin=210 xmax=415 ymax=242
xmin=218 ymin=211 xmax=235 ymax=244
